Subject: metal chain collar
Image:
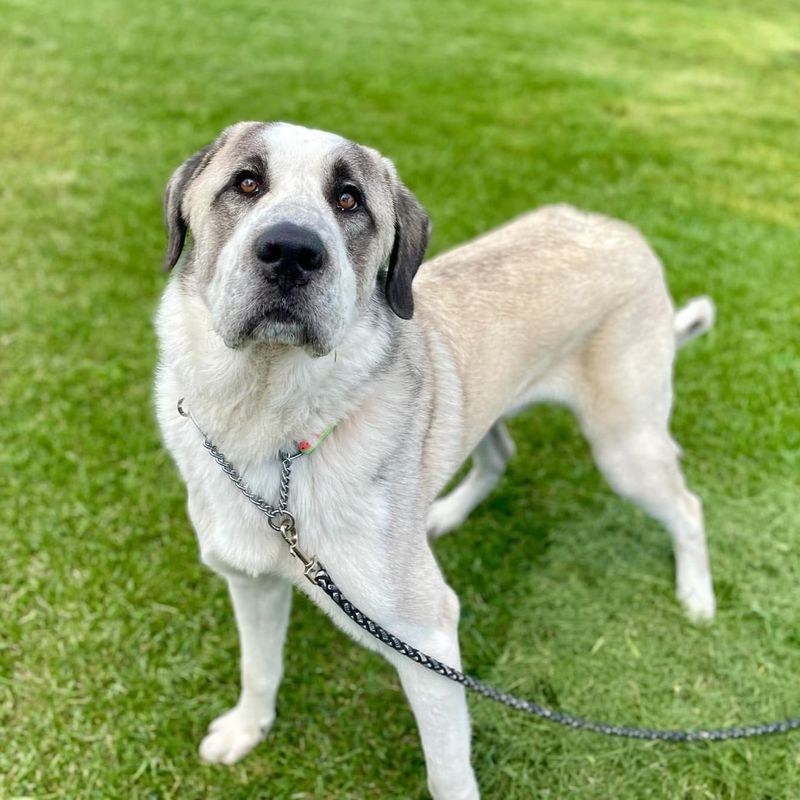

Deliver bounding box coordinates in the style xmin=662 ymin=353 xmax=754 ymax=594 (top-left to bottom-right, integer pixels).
xmin=177 ymin=398 xmax=322 ymax=582
xmin=177 ymin=398 xmax=800 ymax=743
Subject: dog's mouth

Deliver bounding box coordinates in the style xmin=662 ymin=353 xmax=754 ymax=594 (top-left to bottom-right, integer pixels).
xmin=257 ymin=305 xmax=299 ymax=325
xmin=219 ymin=284 xmax=341 ymax=357
xmin=243 ymin=292 xmax=308 ymax=328
xmin=229 ymin=299 xmax=318 ymax=352
xmin=244 ymin=305 xmax=304 ymax=335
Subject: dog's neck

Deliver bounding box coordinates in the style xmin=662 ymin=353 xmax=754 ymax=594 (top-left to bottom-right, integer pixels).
xmin=162 ymin=281 xmax=410 ymax=454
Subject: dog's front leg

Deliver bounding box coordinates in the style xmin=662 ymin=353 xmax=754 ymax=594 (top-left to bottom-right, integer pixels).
xmin=344 ymin=535 xmax=479 ymax=800
xmin=199 ymin=572 xmax=292 ymax=765
xmin=396 ymin=625 xmax=479 ymax=799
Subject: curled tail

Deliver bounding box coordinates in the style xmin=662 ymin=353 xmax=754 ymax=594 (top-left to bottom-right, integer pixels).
xmin=674 ymin=296 xmax=715 ymax=348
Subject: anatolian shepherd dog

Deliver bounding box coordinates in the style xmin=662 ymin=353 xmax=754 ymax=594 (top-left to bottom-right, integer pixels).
xmin=155 ymin=121 xmax=716 ymax=799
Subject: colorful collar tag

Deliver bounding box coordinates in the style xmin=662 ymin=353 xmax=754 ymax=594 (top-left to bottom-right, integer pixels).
xmin=296 ymin=421 xmax=338 ymax=455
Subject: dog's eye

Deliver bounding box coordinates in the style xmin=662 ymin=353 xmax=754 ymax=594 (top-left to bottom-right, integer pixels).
xmin=236 ymin=172 xmax=262 ymax=195
xmin=336 ymin=187 xmax=360 ymax=212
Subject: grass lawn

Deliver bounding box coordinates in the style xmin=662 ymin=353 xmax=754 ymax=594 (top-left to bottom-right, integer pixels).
xmin=2 ymin=0 xmax=799 ymax=797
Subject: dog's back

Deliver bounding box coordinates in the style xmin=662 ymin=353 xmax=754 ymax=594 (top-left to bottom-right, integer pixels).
xmin=415 ymin=204 xmax=675 ymax=439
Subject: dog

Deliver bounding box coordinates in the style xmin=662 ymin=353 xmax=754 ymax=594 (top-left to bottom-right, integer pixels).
xmin=154 ymin=121 xmax=716 ymax=800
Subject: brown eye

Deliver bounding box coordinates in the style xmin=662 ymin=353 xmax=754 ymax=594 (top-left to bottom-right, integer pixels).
xmin=237 ymin=174 xmax=260 ymax=195
xmin=336 ymin=188 xmax=359 ymax=211
xmin=239 ymin=178 xmax=258 ymax=194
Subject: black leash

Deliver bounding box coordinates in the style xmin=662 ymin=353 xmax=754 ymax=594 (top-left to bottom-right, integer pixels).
xmin=179 ymin=399 xmax=800 ymax=743
xmin=313 ymin=569 xmax=800 ymax=741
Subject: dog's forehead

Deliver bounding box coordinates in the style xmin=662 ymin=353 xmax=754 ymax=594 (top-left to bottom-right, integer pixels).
xmin=265 ymin=123 xmax=347 ymax=185
xmin=264 ymin=122 xmax=347 ymax=162
xmin=217 ymin=122 xmax=381 ymax=185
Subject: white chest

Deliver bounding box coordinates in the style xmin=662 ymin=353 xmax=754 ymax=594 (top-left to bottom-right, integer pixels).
xmin=156 ymin=375 xmax=398 ymax=586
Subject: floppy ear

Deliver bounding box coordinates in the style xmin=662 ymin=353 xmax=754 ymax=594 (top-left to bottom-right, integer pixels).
xmin=162 ymin=143 xmax=216 ymax=270
xmin=385 ymin=177 xmax=431 ymax=319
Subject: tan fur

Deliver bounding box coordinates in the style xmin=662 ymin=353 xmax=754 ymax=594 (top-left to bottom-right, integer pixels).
xmin=416 ymin=204 xmax=670 ymax=457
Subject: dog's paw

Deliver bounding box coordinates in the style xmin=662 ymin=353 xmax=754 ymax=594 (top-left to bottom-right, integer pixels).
xmin=199 ymin=704 xmax=273 ymax=765
xmin=678 ymin=580 xmax=716 ymax=624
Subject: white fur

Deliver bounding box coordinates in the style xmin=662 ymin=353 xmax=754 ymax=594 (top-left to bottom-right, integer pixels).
xmin=674 ymin=295 xmax=715 ymax=347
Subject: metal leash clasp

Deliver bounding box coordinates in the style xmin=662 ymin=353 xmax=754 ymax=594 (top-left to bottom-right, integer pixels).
xmin=268 ymin=511 xmax=321 ymax=583
xmin=291 ymin=544 xmax=323 ymax=583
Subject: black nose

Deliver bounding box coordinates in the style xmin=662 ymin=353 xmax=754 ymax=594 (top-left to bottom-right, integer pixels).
xmin=254 ymin=222 xmax=326 ymax=290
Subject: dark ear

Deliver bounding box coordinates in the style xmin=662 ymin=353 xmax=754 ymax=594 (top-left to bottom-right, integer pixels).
xmin=386 ymin=178 xmax=431 ymax=319
xmin=162 ymin=143 xmax=217 ymax=270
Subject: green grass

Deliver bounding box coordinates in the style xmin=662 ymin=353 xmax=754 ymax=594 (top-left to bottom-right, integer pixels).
xmin=1 ymin=0 xmax=799 ymax=797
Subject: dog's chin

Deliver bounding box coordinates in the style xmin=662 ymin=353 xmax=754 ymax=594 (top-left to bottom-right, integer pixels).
xmin=222 ymin=314 xmax=335 ymax=358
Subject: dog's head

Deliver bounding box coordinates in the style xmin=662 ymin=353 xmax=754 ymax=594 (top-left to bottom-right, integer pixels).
xmin=163 ymin=122 xmax=430 ymax=356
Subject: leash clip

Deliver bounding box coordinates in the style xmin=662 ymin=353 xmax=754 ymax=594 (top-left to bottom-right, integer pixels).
xmin=268 ymin=510 xmax=322 ymax=582
xmin=289 ymin=545 xmax=322 ymax=584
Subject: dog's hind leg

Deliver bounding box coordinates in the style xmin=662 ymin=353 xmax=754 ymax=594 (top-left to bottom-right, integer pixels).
xmin=576 ymin=308 xmax=715 ymax=621
xmin=427 ymin=421 xmax=515 ymax=538
xmin=588 ymin=424 xmax=715 ymax=621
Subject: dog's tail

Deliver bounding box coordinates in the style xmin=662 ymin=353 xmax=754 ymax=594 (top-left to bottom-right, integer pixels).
xmin=674 ymin=295 xmax=715 ymax=348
